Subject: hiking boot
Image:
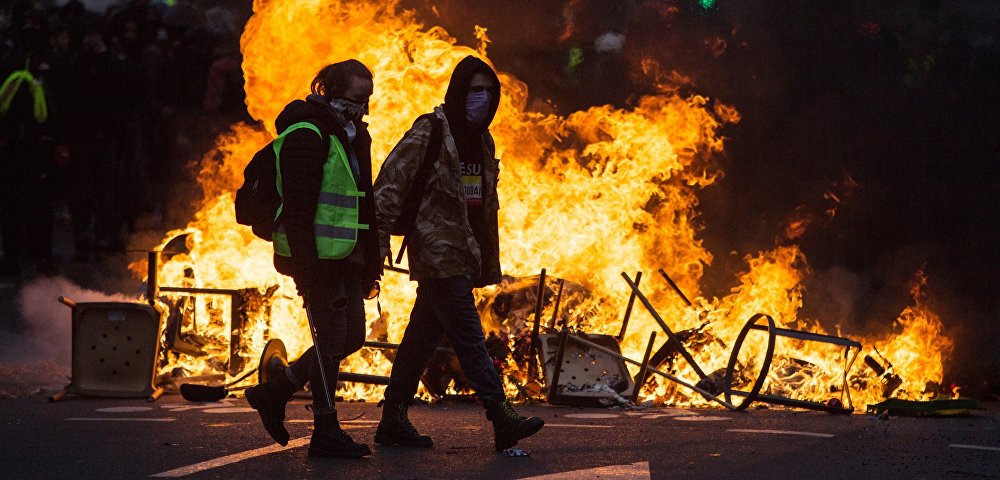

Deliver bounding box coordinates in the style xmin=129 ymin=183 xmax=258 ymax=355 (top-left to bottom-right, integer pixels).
xmin=374 ymin=402 xmax=433 ymax=447
xmin=244 ymin=373 xmax=296 ymax=446
xmin=484 ymin=398 xmax=544 ymax=451
xmin=308 ymin=414 xmax=371 ymax=458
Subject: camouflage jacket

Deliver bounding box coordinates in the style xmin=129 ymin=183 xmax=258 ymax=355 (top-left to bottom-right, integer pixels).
xmin=374 ymin=106 xmax=502 ymax=285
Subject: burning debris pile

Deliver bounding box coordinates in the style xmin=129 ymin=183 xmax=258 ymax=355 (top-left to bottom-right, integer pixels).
xmin=113 ymin=0 xmax=954 ymax=412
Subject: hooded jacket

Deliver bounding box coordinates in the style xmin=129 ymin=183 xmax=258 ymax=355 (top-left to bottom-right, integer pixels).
xmin=272 ymin=95 xmax=381 ymax=288
xmin=374 ymin=56 xmax=503 ymax=286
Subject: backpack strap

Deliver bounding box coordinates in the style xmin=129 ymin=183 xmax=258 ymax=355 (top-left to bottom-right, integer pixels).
xmin=394 ymin=114 xmax=443 ymax=265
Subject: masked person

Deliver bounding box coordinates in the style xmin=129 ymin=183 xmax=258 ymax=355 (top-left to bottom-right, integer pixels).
xmin=373 ymin=56 xmax=544 ymax=451
xmin=244 ymin=60 xmax=381 ymax=458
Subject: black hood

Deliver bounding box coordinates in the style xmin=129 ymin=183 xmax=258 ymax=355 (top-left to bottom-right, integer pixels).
xmin=274 ymin=95 xmax=341 ymax=135
xmin=443 ymin=56 xmax=501 ymax=133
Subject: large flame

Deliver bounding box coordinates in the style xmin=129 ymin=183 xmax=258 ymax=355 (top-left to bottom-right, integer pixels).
xmin=134 ymin=0 xmax=953 ymax=409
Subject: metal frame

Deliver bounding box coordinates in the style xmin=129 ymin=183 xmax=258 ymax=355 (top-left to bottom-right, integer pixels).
xmin=620 ymin=272 xmax=709 ymax=382
xmin=723 ymin=313 xmax=862 ymax=414
xmin=528 ymin=269 xmax=547 ymax=379
xmin=617 ymin=271 xmax=641 ymax=341
xmin=547 ymin=328 xmax=737 ymax=410
xmin=536 ymin=269 xmax=737 ymax=409
xmin=147 ymin=250 xmax=248 ymax=376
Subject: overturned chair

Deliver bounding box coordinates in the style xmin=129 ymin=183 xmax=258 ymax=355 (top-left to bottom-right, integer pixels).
xmin=49 ymin=298 xmax=164 ymax=402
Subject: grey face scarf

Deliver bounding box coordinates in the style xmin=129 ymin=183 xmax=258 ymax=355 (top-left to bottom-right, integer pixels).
xmin=465 ymin=91 xmax=491 ymax=127
xmin=330 ymin=97 xmax=369 ymax=123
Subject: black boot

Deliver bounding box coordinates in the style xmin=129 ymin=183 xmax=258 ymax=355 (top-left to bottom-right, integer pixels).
xmin=484 ymin=398 xmax=544 ymax=451
xmin=374 ymin=401 xmax=433 ymax=447
xmin=244 ymin=372 xmax=297 ymax=446
xmin=308 ymin=413 xmax=371 ymax=458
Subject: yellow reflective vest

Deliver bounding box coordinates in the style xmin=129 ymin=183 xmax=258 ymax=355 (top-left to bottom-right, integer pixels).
xmin=272 ymin=121 xmax=368 ymax=259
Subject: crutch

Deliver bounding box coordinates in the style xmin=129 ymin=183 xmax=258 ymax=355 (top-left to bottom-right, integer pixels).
xmin=304 ymin=304 xmax=336 ymax=411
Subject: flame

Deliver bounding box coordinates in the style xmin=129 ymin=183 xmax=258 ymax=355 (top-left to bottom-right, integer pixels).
xmin=859 ymin=266 xmax=953 ymax=402
xmin=132 ymin=0 xmax=954 ymax=410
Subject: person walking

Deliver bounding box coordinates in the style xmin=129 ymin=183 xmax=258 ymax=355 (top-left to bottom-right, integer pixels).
xmin=373 ymin=56 xmax=544 ymax=452
xmin=244 ymin=59 xmax=381 ymax=459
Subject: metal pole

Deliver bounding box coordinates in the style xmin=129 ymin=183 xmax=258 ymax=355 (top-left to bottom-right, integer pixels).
xmin=229 ymin=292 xmax=245 ymax=376
xmin=339 ymin=372 xmax=391 ymax=385
xmin=620 ymin=272 xmax=708 ymax=381
xmin=303 ymin=305 xmax=336 ymax=411
xmin=362 ymin=340 xmax=453 ymax=355
xmin=528 ymin=268 xmax=546 ymax=379
xmin=657 ymin=268 xmax=692 ymax=307
xmin=632 ymin=331 xmax=656 ymax=403
xmin=617 ymin=271 xmax=641 ymax=341
xmin=547 ymin=327 xmax=570 ymax=400
xmin=547 ymin=278 xmax=565 ymax=330
xmin=382 ymin=263 xmax=410 ymax=275
xmin=147 ymin=250 xmax=159 ymax=307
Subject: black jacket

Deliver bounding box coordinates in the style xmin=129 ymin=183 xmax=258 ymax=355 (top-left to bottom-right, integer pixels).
xmin=272 ymin=96 xmax=381 ymax=289
xmin=443 ymin=56 xmax=502 ymax=286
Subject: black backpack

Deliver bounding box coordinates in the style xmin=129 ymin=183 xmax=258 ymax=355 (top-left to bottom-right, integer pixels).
xmin=235 ymin=122 xmax=324 ymax=240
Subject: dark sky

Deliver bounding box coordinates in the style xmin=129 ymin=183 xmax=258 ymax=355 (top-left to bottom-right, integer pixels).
xmin=405 ymin=0 xmax=1000 ymax=393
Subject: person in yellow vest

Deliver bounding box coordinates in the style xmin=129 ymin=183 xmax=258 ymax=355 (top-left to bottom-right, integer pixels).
xmin=245 ymin=60 xmax=381 ymax=459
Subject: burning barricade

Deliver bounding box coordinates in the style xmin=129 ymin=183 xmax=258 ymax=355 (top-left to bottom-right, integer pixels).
xmin=47 ymin=0 xmax=957 ymax=415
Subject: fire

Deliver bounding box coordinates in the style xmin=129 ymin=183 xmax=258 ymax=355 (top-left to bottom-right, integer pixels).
xmin=132 ymin=0 xmax=953 ymax=410
xmin=858 ymin=266 xmax=954 ymax=401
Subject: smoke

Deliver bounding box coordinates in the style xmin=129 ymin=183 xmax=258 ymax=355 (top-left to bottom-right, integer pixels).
xmin=0 ymin=277 xmax=135 ymax=396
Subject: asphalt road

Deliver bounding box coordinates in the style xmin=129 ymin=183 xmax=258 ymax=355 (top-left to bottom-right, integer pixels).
xmin=2 ymin=393 xmax=998 ymax=480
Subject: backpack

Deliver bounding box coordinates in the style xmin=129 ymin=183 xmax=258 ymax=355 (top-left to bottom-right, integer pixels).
xmin=387 ymin=114 xmax=442 ymax=263
xmin=235 ymin=121 xmax=324 ymax=240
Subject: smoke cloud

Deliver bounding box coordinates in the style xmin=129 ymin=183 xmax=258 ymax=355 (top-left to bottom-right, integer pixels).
xmin=0 ymin=277 xmax=135 ymax=397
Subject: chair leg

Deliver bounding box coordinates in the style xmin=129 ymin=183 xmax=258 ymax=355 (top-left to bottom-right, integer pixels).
xmin=49 ymin=385 xmax=71 ymax=403
xmin=147 ymin=386 xmax=165 ymax=402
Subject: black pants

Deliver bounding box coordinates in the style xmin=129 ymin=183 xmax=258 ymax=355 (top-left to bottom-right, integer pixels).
xmin=383 ymin=276 xmax=505 ymax=405
xmin=286 ymin=277 xmax=366 ymax=415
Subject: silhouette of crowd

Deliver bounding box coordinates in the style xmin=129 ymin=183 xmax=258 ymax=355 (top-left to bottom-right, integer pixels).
xmin=0 ymin=0 xmax=252 ymax=278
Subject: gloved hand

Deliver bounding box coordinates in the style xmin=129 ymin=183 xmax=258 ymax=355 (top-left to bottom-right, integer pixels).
xmin=294 ymin=272 xmax=316 ymax=299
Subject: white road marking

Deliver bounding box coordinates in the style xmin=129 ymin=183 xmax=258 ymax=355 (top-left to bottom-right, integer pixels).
xmin=950 ymin=444 xmax=1000 ymax=452
xmin=727 ymin=429 xmax=833 ymax=438
xmin=159 ymin=401 xmax=232 ymax=412
xmin=292 ymin=419 xmax=610 ymax=429
xmin=545 ymin=424 xmax=613 ymax=428
xmin=67 ymin=418 xmax=176 ymax=422
xmin=203 ymin=407 xmax=256 ymax=414
xmin=675 ymin=416 xmax=730 ymax=422
xmin=518 ymin=461 xmax=650 ymax=480
xmin=287 ymin=419 xmax=377 ymax=426
xmin=95 ymin=407 xmax=154 ymax=413
xmin=563 ymin=413 xmax=620 ymax=419
xmin=624 ymin=409 xmax=691 ymax=417
xmin=150 ymin=437 xmax=310 ymax=477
